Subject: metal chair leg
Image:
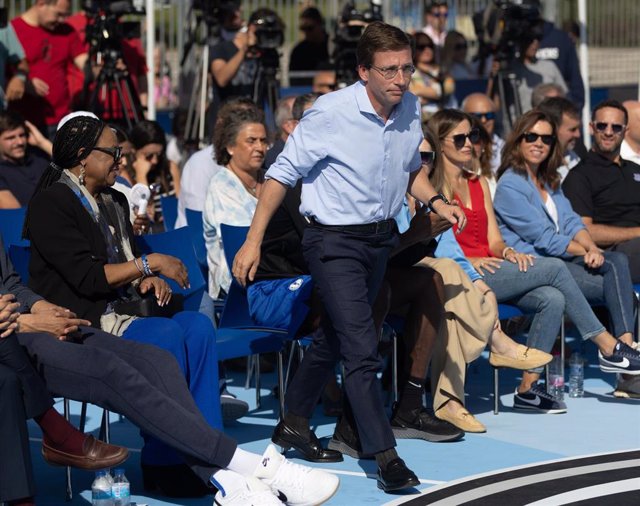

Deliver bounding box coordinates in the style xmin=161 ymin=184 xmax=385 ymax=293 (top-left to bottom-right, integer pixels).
xmin=64 ymin=399 xmax=73 ymax=501
xmin=277 ymin=350 xmax=285 ymax=419
xmin=100 ymin=410 xmax=110 ymax=444
xmin=255 ymin=355 xmax=261 ymax=409
xmin=560 ymin=320 xmax=565 ymax=379
xmin=493 ymin=367 xmax=499 ymax=415
xmin=79 ymin=402 xmax=88 ymax=433
xmin=244 ymin=355 xmax=254 ymax=389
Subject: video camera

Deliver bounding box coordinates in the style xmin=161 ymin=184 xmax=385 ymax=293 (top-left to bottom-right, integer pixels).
xmin=473 ymin=0 xmax=543 ymax=64
xmin=83 ymin=1 xmax=145 ymax=59
xmin=333 ymin=0 xmax=383 ymax=87
xmin=245 ymin=10 xmax=285 ymax=73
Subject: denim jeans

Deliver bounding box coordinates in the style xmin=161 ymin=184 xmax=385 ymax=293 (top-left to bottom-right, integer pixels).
xmin=482 ymin=257 xmax=607 ymax=372
xmin=564 ymin=251 xmax=635 ymax=338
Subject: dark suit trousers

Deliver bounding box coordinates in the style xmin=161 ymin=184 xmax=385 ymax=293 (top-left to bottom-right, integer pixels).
xmin=16 ymin=327 xmax=237 ymax=483
xmin=285 ymin=225 xmax=397 ymax=455
xmin=0 ymin=334 xmax=53 ymax=502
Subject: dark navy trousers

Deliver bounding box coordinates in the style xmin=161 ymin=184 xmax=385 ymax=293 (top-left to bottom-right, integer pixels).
xmin=285 ymin=225 xmax=397 ymax=455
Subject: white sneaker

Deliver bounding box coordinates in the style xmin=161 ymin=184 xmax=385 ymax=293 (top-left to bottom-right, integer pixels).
xmin=254 ymin=444 xmax=339 ymax=506
xmin=213 ymin=475 xmax=284 ymax=505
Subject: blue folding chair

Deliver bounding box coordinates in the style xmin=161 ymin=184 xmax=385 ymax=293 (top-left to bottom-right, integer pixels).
xmin=0 ymin=207 xmax=29 ymax=250
xmin=135 ymin=227 xmax=206 ymax=312
xmin=220 ymin=223 xmax=309 ymax=413
xmin=160 ymin=195 xmax=178 ymax=231
xmin=185 ymin=208 xmax=208 ymax=282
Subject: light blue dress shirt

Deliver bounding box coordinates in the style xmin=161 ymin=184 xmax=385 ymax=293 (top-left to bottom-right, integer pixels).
xmin=265 ymin=80 xmax=423 ymax=225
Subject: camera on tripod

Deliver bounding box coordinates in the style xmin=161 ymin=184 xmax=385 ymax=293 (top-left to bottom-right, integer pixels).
xmin=473 ymin=0 xmax=542 ymax=64
xmin=83 ymin=0 xmax=145 ymax=58
xmin=333 ymin=0 xmax=383 ymax=87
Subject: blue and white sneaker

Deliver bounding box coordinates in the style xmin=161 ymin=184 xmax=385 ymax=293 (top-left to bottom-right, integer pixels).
xmin=513 ymin=383 xmax=567 ymax=414
xmin=598 ymin=340 xmax=640 ymax=375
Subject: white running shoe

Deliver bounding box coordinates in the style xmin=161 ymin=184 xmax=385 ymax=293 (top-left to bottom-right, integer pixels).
xmin=213 ymin=475 xmax=284 ymax=505
xmin=254 ymin=444 xmax=339 ymax=506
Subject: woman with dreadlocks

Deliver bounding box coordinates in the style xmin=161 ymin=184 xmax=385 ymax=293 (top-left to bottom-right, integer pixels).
xmin=23 ymin=115 xmax=223 ymax=497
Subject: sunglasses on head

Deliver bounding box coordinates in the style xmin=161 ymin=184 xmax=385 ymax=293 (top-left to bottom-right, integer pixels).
xmin=420 ymin=151 xmax=435 ymax=165
xmin=593 ymin=122 xmax=625 ymax=134
xmin=520 ymin=132 xmax=555 ymax=145
xmin=471 ymin=111 xmax=496 ymax=121
xmin=448 ymin=128 xmax=480 ymax=149
xmin=92 ymin=146 xmax=122 ymax=163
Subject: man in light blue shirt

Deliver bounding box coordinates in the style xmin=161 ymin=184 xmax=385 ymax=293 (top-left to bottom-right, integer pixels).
xmin=233 ymin=21 xmax=465 ymax=492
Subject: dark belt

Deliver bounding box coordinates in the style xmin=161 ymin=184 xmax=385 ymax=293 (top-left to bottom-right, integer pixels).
xmin=309 ymin=217 xmax=396 ymax=235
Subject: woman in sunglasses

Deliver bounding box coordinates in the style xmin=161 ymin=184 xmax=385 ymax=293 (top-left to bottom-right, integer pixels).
xmin=129 ymin=120 xmax=181 ymax=229
xmin=494 ymin=109 xmax=640 ymax=378
xmin=24 ymin=115 xmax=224 ymax=497
xmin=409 ymin=32 xmax=455 ymax=116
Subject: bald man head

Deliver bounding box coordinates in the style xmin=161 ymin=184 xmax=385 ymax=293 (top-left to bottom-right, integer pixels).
xmin=462 ymin=93 xmax=497 ymax=136
xmin=623 ymin=100 xmax=640 ymax=149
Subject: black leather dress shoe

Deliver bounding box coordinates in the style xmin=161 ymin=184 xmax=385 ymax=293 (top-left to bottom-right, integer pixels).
xmin=377 ymin=458 xmax=420 ymax=492
xmin=272 ymin=420 xmax=343 ymax=463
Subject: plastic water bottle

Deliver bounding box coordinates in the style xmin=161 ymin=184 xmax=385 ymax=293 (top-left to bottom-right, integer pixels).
xmin=92 ymin=471 xmax=113 ymax=506
xmin=568 ymin=352 xmax=584 ymax=397
xmin=112 ymin=468 xmax=131 ymax=506
xmin=548 ymin=353 xmax=565 ymax=401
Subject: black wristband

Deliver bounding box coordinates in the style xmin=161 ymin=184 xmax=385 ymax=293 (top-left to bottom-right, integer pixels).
xmin=427 ymin=193 xmax=449 ymax=213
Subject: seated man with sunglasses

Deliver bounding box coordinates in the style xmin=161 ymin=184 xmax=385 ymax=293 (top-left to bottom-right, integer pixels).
xmin=563 ymin=100 xmax=640 ymax=285
xmin=462 ymin=93 xmax=504 ymax=174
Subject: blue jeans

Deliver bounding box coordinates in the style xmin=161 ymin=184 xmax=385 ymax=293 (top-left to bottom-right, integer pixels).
xmin=564 ymin=251 xmax=635 ymax=338
xmin=123 ymin=311 xmax=222 ymax=465
xmin=483 ymin=257 xmax=607 ymax=372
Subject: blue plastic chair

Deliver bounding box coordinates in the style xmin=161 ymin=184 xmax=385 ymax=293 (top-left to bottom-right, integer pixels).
xmin=185 ymin=208 xmax=208 ymax=282
xmin=0 ymin=207 xmax=29 ymax=250
xmin=9 ymin=244 xmax=31 ymax=284
xmin=160 ymin=195 xmax=178 ymax=232
xmin=135 ymin=227 xmax=206 ymax=312
xmin=220 ymin=223 xmax=306 ymax=412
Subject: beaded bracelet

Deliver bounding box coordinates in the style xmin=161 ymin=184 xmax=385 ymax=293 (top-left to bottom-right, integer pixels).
xmin=141 ymin=254 xmax=153 ymax=277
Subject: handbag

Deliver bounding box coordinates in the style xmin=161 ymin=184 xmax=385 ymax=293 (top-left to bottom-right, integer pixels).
xmin=112 ymin=293 xmax=184 ymax=318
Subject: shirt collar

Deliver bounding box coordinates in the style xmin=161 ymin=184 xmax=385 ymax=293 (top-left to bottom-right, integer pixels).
xmin=585 ymin=149 xmax=625 ymax=168
xmin=353 ymin=80 xmax=404 ymax=122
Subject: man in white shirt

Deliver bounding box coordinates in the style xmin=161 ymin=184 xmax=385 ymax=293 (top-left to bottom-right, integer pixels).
xmin=621 ymin=100 xmax=640 ymax=165
xmin=461 ymin=92 xmax=504 ymax=174
xmin=421 ymin=2 xmax=448 ymax=56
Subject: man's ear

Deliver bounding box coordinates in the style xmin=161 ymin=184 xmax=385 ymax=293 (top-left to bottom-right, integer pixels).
xmin=357 ymin=65 xmax=369 ymax=83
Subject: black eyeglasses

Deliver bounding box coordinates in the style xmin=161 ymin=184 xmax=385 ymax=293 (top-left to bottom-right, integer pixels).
xmin=454 ymin=43 xmax=468 ymax=51
xmin=420 ymin=151 xmax=435 ymax=165
xmin=143 ymin=151 xmax=163 ymax=162
xmin=520 ymin=132 xmax=556 ymax=145
xmin=447 ymin=128 xmax=480 ymax=149
xmin=368 ymin=64 xmax=415 ymax=80
xmin=92 ymin=146 xmax=122 ymax=163
xmin=593 ymin=122 xmax=625 ymax=134
xmin=471 ymin=111 xmax=496 ymax=122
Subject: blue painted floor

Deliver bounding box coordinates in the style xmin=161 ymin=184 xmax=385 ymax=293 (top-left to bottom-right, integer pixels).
xmin=28 ymin=339 xmax=640 ymax=505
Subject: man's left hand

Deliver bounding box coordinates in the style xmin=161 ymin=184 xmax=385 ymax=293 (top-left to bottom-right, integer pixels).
xmin=432 ymin=200 xmax=467 ymax=231
xmin=31 ymin=300 xmax=78 ymax=318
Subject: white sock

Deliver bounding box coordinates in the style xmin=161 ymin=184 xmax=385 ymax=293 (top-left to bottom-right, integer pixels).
xmin=210 ymin=469 xmax=248 ymax=497
xmin=226 ymin=447 xmax=262 ymax=475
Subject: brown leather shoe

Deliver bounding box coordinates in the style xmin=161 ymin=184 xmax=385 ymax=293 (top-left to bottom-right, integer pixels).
xmin=42 ymin=435 xmax=128 ymax=470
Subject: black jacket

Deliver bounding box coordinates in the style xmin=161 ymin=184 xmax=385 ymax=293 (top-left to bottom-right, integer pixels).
xmin=28 ymin=183 xmax=137 ymax=327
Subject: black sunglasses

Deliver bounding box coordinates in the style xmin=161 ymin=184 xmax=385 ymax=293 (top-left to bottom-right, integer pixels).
xmin=420 ymin=151 xmax=435 ymax=165
xmin=448 ymin=128 xmax=480 ymax=149
xmin=92 ymin=146 xmax=122 ymax=163
xmin=593 ymin=122 xmax=625 ymax=134
xmin=471 ymin=111 xmax=496 ymax=121
xmin=521 ymin=132 xmax=555 ymax=145
xmin=416 ymin=43 xmax=434 ymax=51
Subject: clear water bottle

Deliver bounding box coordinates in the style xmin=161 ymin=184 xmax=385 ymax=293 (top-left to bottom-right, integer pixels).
xmin=568 ymin=352 xmax=584 ymax=397
xmin=112 ymin=468 xmax=131 ymax=506
xmin=92 ymin=471 xmax=114 ymax=506
xmin=548 ymin=353 xmax=565 ymax=401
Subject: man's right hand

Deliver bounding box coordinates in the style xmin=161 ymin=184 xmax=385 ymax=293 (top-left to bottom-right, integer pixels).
xmin=17 ymin=311 xmax=91 ymax=341
xmin=232 ymin=241 xmax=261 ymax=288
xmin=28 ymin=77 xmax=50 ymax=96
